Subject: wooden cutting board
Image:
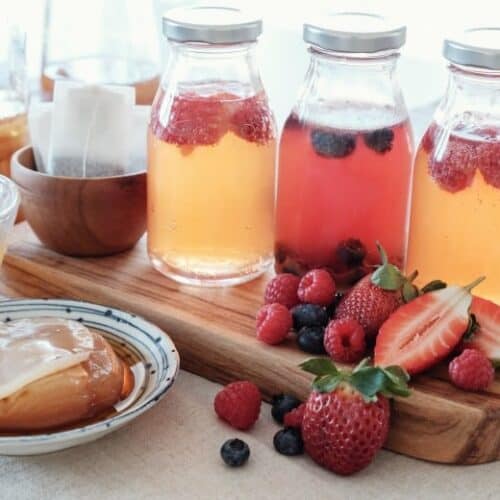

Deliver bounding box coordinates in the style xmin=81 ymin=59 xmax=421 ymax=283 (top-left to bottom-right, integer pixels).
xmin=2 ymin=223 xmax=500 ymax=465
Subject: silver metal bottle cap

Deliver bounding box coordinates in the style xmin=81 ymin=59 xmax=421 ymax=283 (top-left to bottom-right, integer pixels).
xmin=162 ymin=6 xmax=262 ymax=44
xmin=444 ymin=27 xmax=500 ymax=70
xmin=304 ymin=12 xmax=406 ymax=53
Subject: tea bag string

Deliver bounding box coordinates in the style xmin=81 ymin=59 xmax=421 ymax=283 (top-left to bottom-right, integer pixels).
xmin=81 ymin=93 xmax=103 ymax=178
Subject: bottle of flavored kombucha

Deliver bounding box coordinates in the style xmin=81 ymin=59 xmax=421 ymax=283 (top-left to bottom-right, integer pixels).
xmin=275 ymin=12 xmax=413 ymax=288
xmin=407 ymin=27 xmax=500 ymax=303
xmin=148 ymin=6 xmax=276 ymax=286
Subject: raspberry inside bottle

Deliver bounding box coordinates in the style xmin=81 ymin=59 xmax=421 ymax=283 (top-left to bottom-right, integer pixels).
xmin=275 ymin=13 xmax=413 ymax=286
xmin=407 ymin=27 xmax=500 ymax=303
xmin=148 ymin=7 xmax=276 ymax=286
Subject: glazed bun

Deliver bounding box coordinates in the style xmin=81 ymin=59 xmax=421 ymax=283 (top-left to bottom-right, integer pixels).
xmin=0 ymin=322 xmax=125 ymax=432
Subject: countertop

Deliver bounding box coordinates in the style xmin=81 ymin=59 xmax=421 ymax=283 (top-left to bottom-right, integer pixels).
xmin=1 ymin=370 xmax=499 ymax=500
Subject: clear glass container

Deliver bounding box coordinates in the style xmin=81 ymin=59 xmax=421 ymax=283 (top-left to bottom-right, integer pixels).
xmin=148 ymin=6 xmax=276 ymax=286
xmin=41 ymin=0 xmax=161 ymax=105
xmin=0 ymin=175 xmax=20 ymax=264
xmin=407 ymin=27 xmax=500 ymax=303
xmin=0 ymin=19 xmax=27 ymax=178
xmin=275 ymin=13 xmax=413 ymax=287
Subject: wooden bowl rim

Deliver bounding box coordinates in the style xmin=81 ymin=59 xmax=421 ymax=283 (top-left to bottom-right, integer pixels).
xmin=11 ymin=145 xmax=147 ymax=182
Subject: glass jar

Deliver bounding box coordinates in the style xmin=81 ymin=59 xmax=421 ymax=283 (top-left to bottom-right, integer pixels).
xmin=275 ymin=13 xmax=413 ymax=286
xmin=0 ymin=20 xmax=27 ymax=178
xmin=148 ymin=6 xmax=276 ymax=286
xmin=407 ymin=28 xmax=500 ymax=303
xmin=41 ymin=0 xmax=161 ymax=105
xmin=0 ymin=175 xmax=20 ymax=264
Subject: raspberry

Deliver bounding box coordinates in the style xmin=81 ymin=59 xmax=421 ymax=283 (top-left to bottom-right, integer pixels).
xmin=214 ymin=381 xmax=261 ymax=430
xmin=428 ymin=135 xmax=478 ymax=192
xmin=283 ymin=403 xmax=305 ymax=428
xmin=324 ymin=318 xmax=366 ymax=364
xmin=264 ymin=274 xmax=300 ymax=309
xmin=449 ymin=349 xmax=494 ymax=391
xmin=297 ymin=269 xmax=336 ymax=306
xmin=421 ymin=122 xmax=438 ymax=153
xmin=152 ymin=93 xmax=230 ymax=146
xmin=230 ymin=95 xmax=274 ymax=144
xmin=478 ymin=141 xmax=500 ymax=188
xmin=310 ymin=129 xmax=356 ymax=158
xmin=363 ymin=128 xmax=394 ymax=153
xmin=256 ymin=303 xmax=292 ymax=345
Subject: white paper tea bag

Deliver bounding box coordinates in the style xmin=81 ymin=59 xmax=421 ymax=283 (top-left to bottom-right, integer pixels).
xmin=47 ymin=81 xmax=134 ymax=177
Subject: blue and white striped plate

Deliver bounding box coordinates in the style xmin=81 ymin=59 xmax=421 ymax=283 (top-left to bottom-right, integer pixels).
xmin=0 ymin=299 xmax=179 ymax=455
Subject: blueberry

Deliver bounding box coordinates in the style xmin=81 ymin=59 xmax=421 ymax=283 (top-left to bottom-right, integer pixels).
xmin=311 ymin=129 xmax=356 ymax=158
xmin=297 ymin=326 xmax=326 ymax=354
xmin=271 ymin=394 xmax=301 ymax=424
xmin=364 ymin=128 xmax=394 ymax=153
xmin=220 ymin=439 xmax=250 ymax=467
xmin=326 ymin=292 xmax=344 ymax=318
xmin=335 ymin=238 xmax=366 ymax=268
xmin=291 ymin=304 xmax=328 ymax=331
xmin=273 ymin=428 xmax=304 ymax=456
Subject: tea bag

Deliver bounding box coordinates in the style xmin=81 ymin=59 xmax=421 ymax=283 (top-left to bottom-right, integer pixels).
xmin=47 ymin=81 xmax=134 ymax=177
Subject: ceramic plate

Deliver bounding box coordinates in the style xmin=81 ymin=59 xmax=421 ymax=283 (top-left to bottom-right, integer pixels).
xmin=0 ymin=299 xmax=179 ymax=455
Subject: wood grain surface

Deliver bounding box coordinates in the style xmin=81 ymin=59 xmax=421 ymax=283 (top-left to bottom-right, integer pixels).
xmin=1 ymin=223 xmax=500 ymax=465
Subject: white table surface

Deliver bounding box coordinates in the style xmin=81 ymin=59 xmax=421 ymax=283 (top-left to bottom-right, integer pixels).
xmin=2 ymin=370 xmax=499 ymax=500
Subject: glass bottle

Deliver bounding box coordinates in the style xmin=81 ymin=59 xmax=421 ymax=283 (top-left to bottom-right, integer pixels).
xmin=41 ymin=0 xmax=161 ymax=105
xmin=148 ymin=6 xmax=276 ymax=286
xmin=275 ymin=13 xmax=413 ymax=287
xmin=0 ymin=20 xmax=27 ymax=178
xmin=407 ymin=27 xmax=500 ymax=303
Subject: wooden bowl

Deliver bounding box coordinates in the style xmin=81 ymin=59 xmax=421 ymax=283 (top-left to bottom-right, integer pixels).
xmin=11 ymin=146 xmax=147 ymax=257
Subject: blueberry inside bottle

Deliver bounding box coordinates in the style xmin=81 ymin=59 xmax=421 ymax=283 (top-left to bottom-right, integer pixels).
xmin=275 ymin=13 xmax=413 ymax=286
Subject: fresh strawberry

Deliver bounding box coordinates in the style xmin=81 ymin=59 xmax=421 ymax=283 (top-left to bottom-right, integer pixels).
xmin=335 ymin=243 xmax=413 ymax=338
xmin=152 ymin=93 xmax=230 ymax=146
xmin=230 ymin=95 xmax=275 ymax=144
xmin=374 ymin=277 xmax=485 ymax=375
xmin=264 ymin=273 xmax=300 ymax=309
xmin=466 ymin=296 xmax=500 ymax=364
xmin=449 ymin=348 xmax=494 ymax=391
xmin=300 ymin=358 xmax=410 ymax=475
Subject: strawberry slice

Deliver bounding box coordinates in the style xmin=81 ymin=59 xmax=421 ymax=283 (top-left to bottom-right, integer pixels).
xmin=468 ymin=296 xmax=500 ymax=364
xmin=374 ymin=278 xmax=484 ymax=375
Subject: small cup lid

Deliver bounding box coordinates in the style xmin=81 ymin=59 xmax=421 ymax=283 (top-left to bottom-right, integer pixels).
xmin=0 ymin=175 xmax=19 ymax=222
xmin=304 ymin=12 xmax=406 ymax=53
xmin=162 ymin=6 xmax=262 ymax=44
xmin=444 ymin=27 xmax=500 ymax=70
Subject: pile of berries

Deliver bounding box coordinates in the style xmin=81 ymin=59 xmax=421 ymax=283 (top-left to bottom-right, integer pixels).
xmin=257 ymin=269 xmax=369 ymax=362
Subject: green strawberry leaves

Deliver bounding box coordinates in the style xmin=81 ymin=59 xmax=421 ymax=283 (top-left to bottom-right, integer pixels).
xmin=421 ymin=280 xmax=447 ymax=294
xmin=371 ymin=243 xmax=405 ymax=291
xmin=300 ymin=358 xmax=411 ymax=403
xmin=463 ymin=313 xmax=480 ymax=341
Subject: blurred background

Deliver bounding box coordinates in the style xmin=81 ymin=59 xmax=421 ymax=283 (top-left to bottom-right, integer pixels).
xmin=3 ymin=0 xmax=500 ymax=133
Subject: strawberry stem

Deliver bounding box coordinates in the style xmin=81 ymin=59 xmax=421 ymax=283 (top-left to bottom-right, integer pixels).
xmin=463 ymin=276 xmax=486 ymax=292
xmin=406 ymin=270 xmax=419 ymax=282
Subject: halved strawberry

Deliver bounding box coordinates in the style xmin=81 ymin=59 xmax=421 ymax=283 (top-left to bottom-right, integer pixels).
xmin=374 ymin=278 xmax=484 ymax=375
xmin=468 ymin=296 xmax=500 ymax=364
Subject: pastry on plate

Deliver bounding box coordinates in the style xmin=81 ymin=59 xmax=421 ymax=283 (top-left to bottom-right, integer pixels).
xmin=0 ymin=317 xmax=132 ymax=431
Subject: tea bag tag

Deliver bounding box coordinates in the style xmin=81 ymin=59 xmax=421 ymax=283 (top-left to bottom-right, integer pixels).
xmin=47 ymin=81 xmax=134 ymax=177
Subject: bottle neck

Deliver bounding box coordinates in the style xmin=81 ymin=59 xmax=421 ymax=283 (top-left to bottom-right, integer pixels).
xmin=434 ymin=64 xmax=500 ymax=129
xmin=162 ymin=41 xmax=263 ymax=97
xmin=294 ymin=48 xmax=408 ymax=129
